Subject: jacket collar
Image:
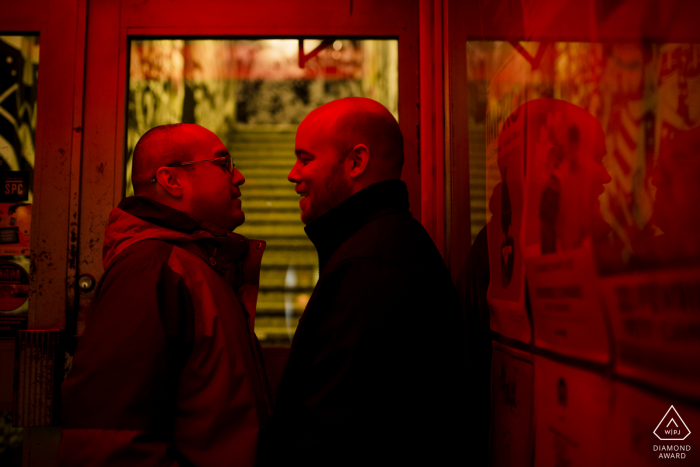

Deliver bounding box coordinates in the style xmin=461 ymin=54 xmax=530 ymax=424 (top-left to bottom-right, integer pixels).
xmin=118 ymin=196 xmax=232 ymax=237
xmin=103 ymin=196 xmax=250 ymax=276
xmin=304 ymin=179 xmax=410 ymax=272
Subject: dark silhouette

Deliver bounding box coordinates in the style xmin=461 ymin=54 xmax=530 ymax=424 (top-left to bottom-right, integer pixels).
xmin=262 ymin=98 xmax=468 ymax=466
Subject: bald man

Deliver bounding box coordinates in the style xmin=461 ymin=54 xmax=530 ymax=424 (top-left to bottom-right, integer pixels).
xmin=261 ymin=98 xmax=468 ymax=466
xmin=60 ymin=124 xmax=271 ymax=467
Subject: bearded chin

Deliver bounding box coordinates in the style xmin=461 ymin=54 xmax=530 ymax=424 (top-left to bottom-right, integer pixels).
xmin=302 ymin=167 xmax=351 ymax=224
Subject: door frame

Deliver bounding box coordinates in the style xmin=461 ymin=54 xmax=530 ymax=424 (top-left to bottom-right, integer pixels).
xmin=77 ymin=0 xmax=423 ymax=330
xmin=2 ymin=0 xmax=87 ymax=331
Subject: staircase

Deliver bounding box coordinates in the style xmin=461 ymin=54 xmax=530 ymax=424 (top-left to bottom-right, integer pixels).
xmin=225 ymin=126 xmax=317 ymax=346
xmin=469 ymin=122 xmax=488 ymax=244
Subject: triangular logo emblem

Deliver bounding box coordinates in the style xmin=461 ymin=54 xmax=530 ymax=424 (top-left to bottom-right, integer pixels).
xmin=654 ymin=406 xmax=691 ymax=441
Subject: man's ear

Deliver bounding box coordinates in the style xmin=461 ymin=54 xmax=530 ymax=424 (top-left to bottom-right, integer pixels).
xmin=155 ymin=167 xmax=184 ymax=198
xmin=348 ymin=144 xmax=370 ymax=179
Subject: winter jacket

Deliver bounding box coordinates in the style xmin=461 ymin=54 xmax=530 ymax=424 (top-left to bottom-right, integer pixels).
xmin=261 ymin=180 xmax=469 ymax=466
xmin=60 ymin=196 xmax=272 ymax=467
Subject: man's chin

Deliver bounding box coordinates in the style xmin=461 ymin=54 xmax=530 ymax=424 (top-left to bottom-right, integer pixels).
xmin=300 ymin=210 xmax=312 ymax=225
xmin=301 ymin=204 xmax=322 ymax=225
xmin=230 ymin=211 xmax=245 ymax=231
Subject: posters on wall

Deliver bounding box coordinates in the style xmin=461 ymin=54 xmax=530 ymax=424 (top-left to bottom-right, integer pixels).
xmin=475 ymin=40 xmax=700 ymax=366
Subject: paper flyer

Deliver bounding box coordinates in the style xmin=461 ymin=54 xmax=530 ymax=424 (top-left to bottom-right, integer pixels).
xmin=526 ymin=247 xmax=610 ymax=363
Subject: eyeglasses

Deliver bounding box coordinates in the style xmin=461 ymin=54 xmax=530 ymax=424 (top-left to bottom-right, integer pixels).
xmin=150 ymin=155 xmax=234 ymax=183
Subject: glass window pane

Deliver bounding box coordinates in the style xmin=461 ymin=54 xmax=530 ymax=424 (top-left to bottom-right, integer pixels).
xmin=0 ymin=34 xmax=38 ymax=462
xmin=0 ymin=35 xmax=38 ymax=324
xmin=126 ymin=38 xmax=398 ymax=345
xmin=467 ymin=41 xmax=700 ymax=271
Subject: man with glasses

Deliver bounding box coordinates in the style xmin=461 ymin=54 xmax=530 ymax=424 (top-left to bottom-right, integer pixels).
xmin=60 ymin=123 xmax=271 ymax=467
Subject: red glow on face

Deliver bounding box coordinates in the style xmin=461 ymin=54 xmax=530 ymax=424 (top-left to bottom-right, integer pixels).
xmin=288 ymin=112 xmax=351 ymax=225
xmin=183 ymin=129 xmax=246 ymax=231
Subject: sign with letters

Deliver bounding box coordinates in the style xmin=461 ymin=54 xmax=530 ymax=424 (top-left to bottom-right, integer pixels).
xmin=0 ymin=171 xmax=29 ymax=202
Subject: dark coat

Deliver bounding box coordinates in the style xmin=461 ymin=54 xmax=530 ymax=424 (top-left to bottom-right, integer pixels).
xmin=60 ymin=197 xmax=272 ymax=467
xmin=262 ymin=180 xmax=468 ymax=466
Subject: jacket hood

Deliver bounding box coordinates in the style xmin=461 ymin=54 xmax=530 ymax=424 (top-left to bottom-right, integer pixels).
xmin=103 ymin=196 xmax=248 ymax=270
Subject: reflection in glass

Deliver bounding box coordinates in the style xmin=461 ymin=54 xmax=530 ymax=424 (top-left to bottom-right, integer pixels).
xmin=126 ymin=39 xmax=398 ymax=344
xmin=467 ymin=40 xmax=700 ymax=272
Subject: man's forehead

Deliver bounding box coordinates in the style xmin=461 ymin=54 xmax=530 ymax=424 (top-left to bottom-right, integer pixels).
xmin=296 ymin=116 xmax=336 ymax=150
xmin=183 ymin=128 xmax=228 ymax=156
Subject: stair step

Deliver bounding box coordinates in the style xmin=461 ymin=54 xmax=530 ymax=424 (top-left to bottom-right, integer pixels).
xmin=243 ymin=199 xmax=301 ymax=209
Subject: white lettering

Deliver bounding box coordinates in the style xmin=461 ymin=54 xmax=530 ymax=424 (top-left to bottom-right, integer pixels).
xmin=659 ymin=453 xmax=686 ymax=459
xmin=654 ymin=445 xmax=692 ymax=453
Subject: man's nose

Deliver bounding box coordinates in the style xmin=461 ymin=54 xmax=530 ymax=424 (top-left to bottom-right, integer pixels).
xmin=232 ymin=167 xmax=245 ymax=186
xmin=288 ymin=161 xmax=301 ymax=183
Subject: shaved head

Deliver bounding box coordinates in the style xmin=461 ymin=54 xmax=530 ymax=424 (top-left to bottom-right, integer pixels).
xmin=289 ymin=98 xmax=405 ymax=224
xmin=130 ymin=123 xmax=246 ymax=231
xmin=132 ymin=123 xmax=213 ymax=195
xmin=303 ymin=97 xmax=404 ymax=178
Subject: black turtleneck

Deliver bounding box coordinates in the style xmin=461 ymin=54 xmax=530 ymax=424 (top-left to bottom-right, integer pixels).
xmin=265 ymin=177 xmax=469 ymax=466
xmin=304 ymin=179 xmax=409 ymax=272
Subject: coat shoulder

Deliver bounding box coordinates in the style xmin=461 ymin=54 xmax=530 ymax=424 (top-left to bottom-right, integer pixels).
xmin=328 ymin=211 xmax=444 ymax=273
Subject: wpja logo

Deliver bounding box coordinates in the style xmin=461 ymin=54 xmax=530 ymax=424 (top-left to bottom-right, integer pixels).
xmin=653 ymin=405 xmax=692 ymax=460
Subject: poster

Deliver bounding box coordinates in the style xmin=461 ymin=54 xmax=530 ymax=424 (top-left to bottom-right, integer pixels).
xmin=601 ymin=266 xmax=700 ymax=399
xmin=534 ymin=356 xmax=613 ymax=467
xmin=483 ymin=43 xmax=555 ymax=342
xmin=512 ymin=99 xmax=612 ymax=362
xmin=0 ymin=203 xmax=30 ymax=255
xmin=526 ymin=247 xmax=610 ymax=362
xmin=0 ymin=261 xmax=29 ymax=312
xmin=491 ymin=342 xmax=534 ymax=467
